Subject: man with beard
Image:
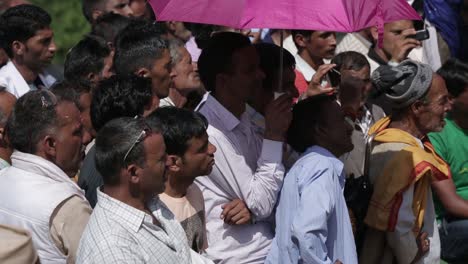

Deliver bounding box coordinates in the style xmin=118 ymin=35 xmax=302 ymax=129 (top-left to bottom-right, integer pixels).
xmin=291 ymin=30 xmax=337 ymax=97
xmin=362 ymin=60 xmax=453 ymax=264
xmin=0 ymin=5 xmax=57 ymax=98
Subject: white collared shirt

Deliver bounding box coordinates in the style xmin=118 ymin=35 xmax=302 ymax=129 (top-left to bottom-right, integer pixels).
xmin=0 ymin=61 xmax=56 ymax=98
xmin=196 ymin=94 xmax=285 ymax=264
xmin=294 ymin=53 xmax=317 ymax=82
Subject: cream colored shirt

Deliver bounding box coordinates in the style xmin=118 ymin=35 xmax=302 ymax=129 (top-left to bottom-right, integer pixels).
xmin=50 ymin=196 xmax=92 ymax=264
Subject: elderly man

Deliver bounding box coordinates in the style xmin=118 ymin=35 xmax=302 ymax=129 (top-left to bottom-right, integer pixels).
xmin=0 ymin=87 xmax=16 ymax=169
xmin=159 ymin=39 xmax=202 ymax=108
xmin=77 ymin=117 xmax=191 ymax=263
xmin=0 ymin=90 xmax=91 ymax=263
xmin=361 ymin=60 xmax=452 ymax=264
xmin=0 ymin=5 xmax=57 ymax=98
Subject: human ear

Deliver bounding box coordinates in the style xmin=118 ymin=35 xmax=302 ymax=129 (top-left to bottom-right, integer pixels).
xmin=411 ymin=100 xmax=425 ymax=115
xmin=12 ymin=41 xmax=24 ymax=56
xmin=136 ymin=68 xmax=150 ymax=78
xmin=370 ymin=26 xmax=379 ymax=42
xmin=43 ymin=135 xmax=57 ymax=157
xmin=167 ymin=155 xmax=181 ymax=172
xmin=127 ymin=164 xmax=141 ymax=184
xmin=92 ymin=10 xmax=103 ymax=22
xmin=294 ymin=34 xmax=307 ymax=49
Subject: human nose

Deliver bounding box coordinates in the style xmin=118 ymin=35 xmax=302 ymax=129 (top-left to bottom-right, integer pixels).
xmin=125 ymin=6 xmax=134 ymax=16
xmin=208 ymin=142 xmax=217 ymax=155
xmin=49 ymin=40 xmax=57 ymax=53
xmin=330 ymin=33 xmax=337 ymax=46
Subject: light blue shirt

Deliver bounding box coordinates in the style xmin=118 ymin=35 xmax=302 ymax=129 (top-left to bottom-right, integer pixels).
xmin=266 ymin=146 xmax=357 ymax=264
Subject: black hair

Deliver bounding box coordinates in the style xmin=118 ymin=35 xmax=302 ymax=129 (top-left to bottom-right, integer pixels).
xmin=437 ymin=58 xmax=468 ymax=98
xmin=90 ymin=13 xmax=131 ymax=44
xmin=147 ymin=107 xmax=208 ymax=156
xmin=287 ymin=95 xmax=333 ymax=153
xmin=330 ymin=51 xmax=370 ymax=86
xmin=198 ymin=32 xmax=251 ymax=93
xmin=90 ymin=74 xmax=153 ymax=132
xmin=114 ymin=19 xmax=169 ymax=75
xmin=95 ymin=117 xmax=155 ymax=185
xmin=49 ymin=80 xmax=91 ymax=111
xmin=6 ymin=90 xmax=76 ymax=154
xmin=0 ymin=4 xmax=51 ymax=58
xmin=64 ymin=35 xmax=111 ymax=85
xmin=291 ymin=30 xmax=315 ymax=50
xmin=254 ymin=43 xmax=295 ymax=92
xmin=332 ymin=51 xmax=370 ymax=72
xmin=82 ymin=0 xmax=106 ymax=23
xmin=49 ymin=81 xmax=81 ymax=108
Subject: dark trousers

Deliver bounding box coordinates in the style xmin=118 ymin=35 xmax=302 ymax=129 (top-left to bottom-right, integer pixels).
xmin=440 ymin=218 xmax=468 ymax=263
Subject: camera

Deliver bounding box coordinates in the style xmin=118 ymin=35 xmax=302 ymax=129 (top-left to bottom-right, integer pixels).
xmin=407 ymin=28 xmax=430 ymax=41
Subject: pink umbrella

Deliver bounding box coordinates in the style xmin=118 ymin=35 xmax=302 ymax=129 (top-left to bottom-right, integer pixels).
xmin=149 ymin=0 xmax=420 ymax=92
xmin=149 ymin=0 xmax=420 ymax=33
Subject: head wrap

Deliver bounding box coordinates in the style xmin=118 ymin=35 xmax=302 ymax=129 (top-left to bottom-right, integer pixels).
xmin=371 ymin=60 xmax=433 ymax=109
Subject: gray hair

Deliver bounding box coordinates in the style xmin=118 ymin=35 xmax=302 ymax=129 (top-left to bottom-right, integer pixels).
xmin=168 ymin=38 xmax=186 ymax=66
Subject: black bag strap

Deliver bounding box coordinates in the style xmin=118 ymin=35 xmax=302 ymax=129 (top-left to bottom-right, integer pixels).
xmin=363 ymin=133 xmax=376 ymax=181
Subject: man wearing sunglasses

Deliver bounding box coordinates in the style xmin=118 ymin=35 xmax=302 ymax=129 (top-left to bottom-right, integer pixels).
xmin=77 ymin=117 xmax=192 ymax=263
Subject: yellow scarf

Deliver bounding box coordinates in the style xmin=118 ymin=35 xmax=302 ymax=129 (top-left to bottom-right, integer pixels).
xmin=364 ymin=117 xmax=451 ymax=233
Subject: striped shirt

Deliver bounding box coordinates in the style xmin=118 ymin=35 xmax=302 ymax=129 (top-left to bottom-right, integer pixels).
xmin=77 ymin=189 xmax=191 ymax=264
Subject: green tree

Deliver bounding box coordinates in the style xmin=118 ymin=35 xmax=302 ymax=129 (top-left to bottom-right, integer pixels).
xmin=31 ymin=0 xmax=90 ymax=65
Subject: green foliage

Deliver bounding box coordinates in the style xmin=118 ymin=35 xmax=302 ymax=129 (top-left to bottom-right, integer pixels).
xmin=30 ymin=0 xmax=90 ymax=65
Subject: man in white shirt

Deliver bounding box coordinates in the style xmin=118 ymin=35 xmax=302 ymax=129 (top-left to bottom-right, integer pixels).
xmin=196 ymin=32 xmax=292 ymax=263
xmin=0 ymin=89 xmax=91 ymax=263
xmin=0 ymin=5 xmax=57 ymax=98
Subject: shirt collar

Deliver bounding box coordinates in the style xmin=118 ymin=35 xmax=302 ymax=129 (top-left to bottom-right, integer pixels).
xmin=203 ymin=94 xmax=241 ymax=131
xmin=294 ymin=53 xmax=317 ymax=82
xmin=303 ymin=145 xmax=345 ymax=177
xmin=96 ymin=188 xmax=147 ymax=233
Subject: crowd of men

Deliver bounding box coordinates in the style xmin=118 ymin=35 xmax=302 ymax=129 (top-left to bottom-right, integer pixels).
xmin=0 ymin=0 xmax=467 ymax=263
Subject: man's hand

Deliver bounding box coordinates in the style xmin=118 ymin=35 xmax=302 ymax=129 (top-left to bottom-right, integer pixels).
xmin=221 ymin=199 xmax=251 ymax=225
xmin=305 ymin=64 xmax=336 ymax=98
xmin=264 ymin=94 xmax=293 ymax=142
xmin=389 ymin=28 xmax=421 ymax=63
xmin=334 ymin=260 xmax=343 ymax=264
xmin=411 ymin=231 xmax=429 ymax=264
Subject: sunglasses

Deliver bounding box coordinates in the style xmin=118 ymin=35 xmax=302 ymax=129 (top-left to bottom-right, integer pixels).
xmin=123 ymin=126 xmax=152 ymax=164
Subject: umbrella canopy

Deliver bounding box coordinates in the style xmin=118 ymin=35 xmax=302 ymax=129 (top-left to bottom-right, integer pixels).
xmin=149 ymin=0 xmax=420 ymax=32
